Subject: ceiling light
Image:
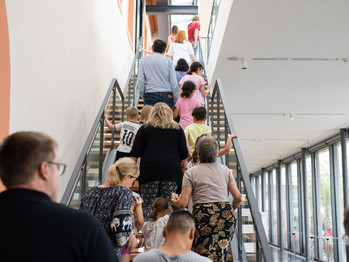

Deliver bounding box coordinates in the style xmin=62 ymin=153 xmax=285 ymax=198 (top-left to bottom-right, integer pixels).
xmin=343 ymin=58 xmax=349 ymax=63
xmin=289 ymin=114 xmax=294 ymax=120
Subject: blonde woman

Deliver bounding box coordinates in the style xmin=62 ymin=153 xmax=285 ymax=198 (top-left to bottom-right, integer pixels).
xmin=80 ymin=157 xmax=139 ymax=260
xmin=130 ymin=102 xmax=188 ymax=220
xmin=167 ymin=30 xmax=195 ymax=67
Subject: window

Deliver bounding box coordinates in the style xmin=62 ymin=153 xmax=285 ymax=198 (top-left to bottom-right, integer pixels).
xmin=290 ymin=161 xmax=300 ymax=253
xmin=271 ymin=169 xmax=278 ymax=245
xmin=281 ymin=165 xmax=288 ymax=248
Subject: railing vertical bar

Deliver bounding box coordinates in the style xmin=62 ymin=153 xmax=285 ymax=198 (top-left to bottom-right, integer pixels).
xmin=111 ymin=86 xmax=116 ymax=146
xmin=237 ymin=167 xmax=243 ymax=262
xmin=82 ymin=155 xmax=87 ymax=196
xmin=99 ymin=115 xmax=104 ymax=185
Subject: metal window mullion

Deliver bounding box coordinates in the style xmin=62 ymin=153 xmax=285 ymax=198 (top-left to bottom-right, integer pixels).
xmin=302 ymin=148 xmax=311 ymax=260
xmin=277 ymin=160 xmax=283 ymax=250
xmin=268 ymin=171 xmax=273 ymax=243
xmin=314 ymin=152 xmax=323 ymax=260
xmin=297 ymin=158 xmax=305 ymax=254
xmin=286 ymin=163 xmax=294 ymax=251
xmin=329 ymin=144 xmax=341 ymax=261
xmin=261 ymin=169 xmax=265 ymax=212
xmin=340 ymin=128 xmax=349 ymax=262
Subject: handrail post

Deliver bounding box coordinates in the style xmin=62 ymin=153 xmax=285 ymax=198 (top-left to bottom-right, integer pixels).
xmin=237 ymin=166 xmax=243 ymax=261
xmin=111 ymin=86 xmax=116 ymax=147
xmin=99 ymin=114 xmax=104 ymax=185
xmin=81 ymin=155 xmax=87 ymax=197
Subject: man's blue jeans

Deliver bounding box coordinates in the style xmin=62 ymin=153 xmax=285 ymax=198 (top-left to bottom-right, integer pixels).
xmin=191 ymin=40 xmax=200 ymax=60
xmin=143 ymin=93 xmax=174 ymax=108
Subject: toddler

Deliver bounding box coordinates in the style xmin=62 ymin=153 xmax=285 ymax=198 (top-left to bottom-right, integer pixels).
xmin=173 ymin=80 xmax=202 ymax=128
xmin=142 ymin=197 xmax=172 ymax=250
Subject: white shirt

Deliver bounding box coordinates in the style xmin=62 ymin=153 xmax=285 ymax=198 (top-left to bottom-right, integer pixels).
xmin=167 ymin=42 xmax=194 ymax=67
xmin=142 ymin=215 xmax=169 ymax=250
xmin=114 ymin=121 xmax=140 ymax=153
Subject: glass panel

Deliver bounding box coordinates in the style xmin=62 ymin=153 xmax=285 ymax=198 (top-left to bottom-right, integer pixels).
xmin=290 ymin=161 xmax=300 ymax=253
xmin=306 ymin=155 xmax=314 ymax=241
xmin=318 ymin=148 xmax=332 ymax=261
xmin=281 ymin=165 xmax=288 ymax=248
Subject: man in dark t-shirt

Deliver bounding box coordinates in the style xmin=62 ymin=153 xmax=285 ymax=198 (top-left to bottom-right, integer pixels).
xmin=0 ymin=131 xmax=117 ymax=262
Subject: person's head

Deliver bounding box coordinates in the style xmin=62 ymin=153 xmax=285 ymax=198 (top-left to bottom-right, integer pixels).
xmin=126 ymin=106 xmax=139 ymax=121
xmin=187 ymin=62 xmax=203 ymax=75
xmin=196 ymin=135 xmax=218 ymax=163
xmin=171 ymin=25 xmax=178 ymax=35
xmin=175 ymin=58 xmax=189 ymax=72
xmin=146 ymin=102 xmax=179 ymax=130
xmin=106 ymin=157 xmax=139 ymax=188
xmin=180 ymin=81 xmax=196 ymax=98
xmin=164 ymin=210 xmax=196 ymax=243
xmin=152 ymin=39 xmax=167 ymax=54
xmin=139 ymin=105 xmax=153 ymax=124
xmin=192 ymin=106 xmax=207 ymax=122
xmin=344 ymin=206 xmax=349 ymax=236
xmin=192 ymin=133 xmax=210 ymax=163
xmin=148 ymin=197 xmax=172 ymax=220
xmin=0 ymin=131 xmax=61 ymax=201
xmin=175 ymin=30 xmax=187 ymax=44
xmin=192 ymin=16 xmax=200 ymax=22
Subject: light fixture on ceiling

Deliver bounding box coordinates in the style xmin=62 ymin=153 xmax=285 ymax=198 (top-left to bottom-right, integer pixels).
xmin=289 ymin=114 xmax=294 ymax=120
xmin=258 ymin=139 xmax=263 ymax=144
xmin=343 ymin=58 xmax=349 ymax=63
xmin=241 ymin=58 xmax=247 ymax=69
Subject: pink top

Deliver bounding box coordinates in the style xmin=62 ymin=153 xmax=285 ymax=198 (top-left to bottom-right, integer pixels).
xmin=179 ymin=75 xmax=206 ymax=105
xmin=175 ymin=97 xmax=202 ymax=127
xmin=169 ymin=34 xmax=176 ymax=42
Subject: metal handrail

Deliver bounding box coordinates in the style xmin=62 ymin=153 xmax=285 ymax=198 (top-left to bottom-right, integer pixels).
xmin=61 ymin=78 xmax=120 ymax=205
xmin=211 ymin=79 xmax=273 ymax=261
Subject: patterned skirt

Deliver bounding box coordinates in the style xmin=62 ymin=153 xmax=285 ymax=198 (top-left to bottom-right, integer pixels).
xmin=192 ymin=202 xmax=237 ymax=262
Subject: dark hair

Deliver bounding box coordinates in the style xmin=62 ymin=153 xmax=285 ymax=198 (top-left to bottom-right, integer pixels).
xmin=344 ymin=206 xmax=349 ymax=235
xmin=152 ymin=39 xmax=167 ymax=53
xmin=187 ymin=62 xmax=203 ymax=75
xmin=180 ymin=81 xmax=196 ymax=98
xmin=148 ymin=197 xmax=172 ymax=220
xmin=192 ymin=134 xmax=210 ymax=163
xmin=196 ymin=136 xmax=218 ymax=163
xmin=192 ymin=106 xmax=207 ymax=121
xmin=175 ymin=58 xmax=189 ymax=72
xmin=166 ymin=210 xmax=196 ymax=235
xmin=0 ymin=131 xmax=57 ymax=187
xmin=171 ymin=25 xmax=178 ymax=34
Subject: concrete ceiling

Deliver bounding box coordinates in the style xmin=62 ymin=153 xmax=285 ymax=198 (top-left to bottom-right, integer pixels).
xmin=211 ymin=0 xmax=349 ymax=174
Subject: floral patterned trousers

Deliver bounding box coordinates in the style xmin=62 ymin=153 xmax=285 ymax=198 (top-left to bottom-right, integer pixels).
xmin=192 ymin=202 xmax=236 ymax=262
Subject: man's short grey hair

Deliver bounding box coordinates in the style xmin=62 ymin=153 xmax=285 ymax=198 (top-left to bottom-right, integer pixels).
xmin=196 ymin=136 xmax=218 ymax=163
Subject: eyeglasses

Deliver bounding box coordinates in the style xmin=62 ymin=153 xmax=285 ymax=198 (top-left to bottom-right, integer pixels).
xmin=47 ymin=161 xmax=66 ymax=176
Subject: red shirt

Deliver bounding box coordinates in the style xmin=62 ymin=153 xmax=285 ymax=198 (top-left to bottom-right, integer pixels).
xmin=188 ymin=22 xmax=200 ymax=42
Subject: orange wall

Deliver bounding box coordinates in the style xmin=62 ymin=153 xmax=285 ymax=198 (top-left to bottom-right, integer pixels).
xmin=0 ymin=0 xmax=10 ymax=143
xmin=0 ymin=0 xmax=10 ymax=192
xmin=127 ymin=0 xmax=134 ymax=50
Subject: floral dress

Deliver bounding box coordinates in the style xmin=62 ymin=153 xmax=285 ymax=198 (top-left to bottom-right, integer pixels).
xmin=80 ymin=186 xmax=133 ymax=259
xmin=142 ymin=215 xmax=169 ymax=250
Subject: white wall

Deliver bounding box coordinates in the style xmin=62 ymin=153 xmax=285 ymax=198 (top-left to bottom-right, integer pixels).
xmin=207 ymin=0 xmax=233 ymax=82
xmin=6 ymin=0 xmax=135 ymax=200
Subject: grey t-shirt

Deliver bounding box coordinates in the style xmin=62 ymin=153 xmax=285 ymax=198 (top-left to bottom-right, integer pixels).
xmin=182 ymin=162 xmax=235 ymax=204
xmin=133 ymin=249 xmax=211 ymax=262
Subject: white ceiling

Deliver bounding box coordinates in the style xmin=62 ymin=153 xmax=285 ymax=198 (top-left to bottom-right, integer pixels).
xmin=211 ymin=0 xmax=349 ymax=174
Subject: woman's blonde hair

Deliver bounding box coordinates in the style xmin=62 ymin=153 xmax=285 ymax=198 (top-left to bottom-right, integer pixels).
xmin=106 ymin=157 xmax=139 ymax=186
xmin=175 ymin=30 xmax=187 ymax=44
xmin=139 ymin=105 xmax=153 ymax=124
xmin=145 ymin=102 xmax=179 ymax=129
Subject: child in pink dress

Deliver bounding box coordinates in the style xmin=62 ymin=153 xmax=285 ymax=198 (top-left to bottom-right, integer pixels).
xmin=179 ymin=62 xmax=211 ymax=106
xmin=173 ymin=80 xmax=202 ymax=128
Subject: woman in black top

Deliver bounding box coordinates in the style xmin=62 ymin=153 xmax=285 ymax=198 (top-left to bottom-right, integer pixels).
xmin=130 ymin=102 xmax=188 ymax=220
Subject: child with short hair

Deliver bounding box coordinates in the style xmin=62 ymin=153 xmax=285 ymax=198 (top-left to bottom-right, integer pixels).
xmin=173 ymin=80 xmax=202 ymax=128
xmin=141 ymin=197 xmax=172 ymax=250
xmin=184 ymin=106 xmax=211 ymax=158
xmin=104 ymin=107 xmax=140 ymax=161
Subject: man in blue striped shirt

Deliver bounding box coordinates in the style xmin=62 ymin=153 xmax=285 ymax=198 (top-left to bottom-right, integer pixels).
xmin=138 ymin=39 xmax=179 ymax=108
